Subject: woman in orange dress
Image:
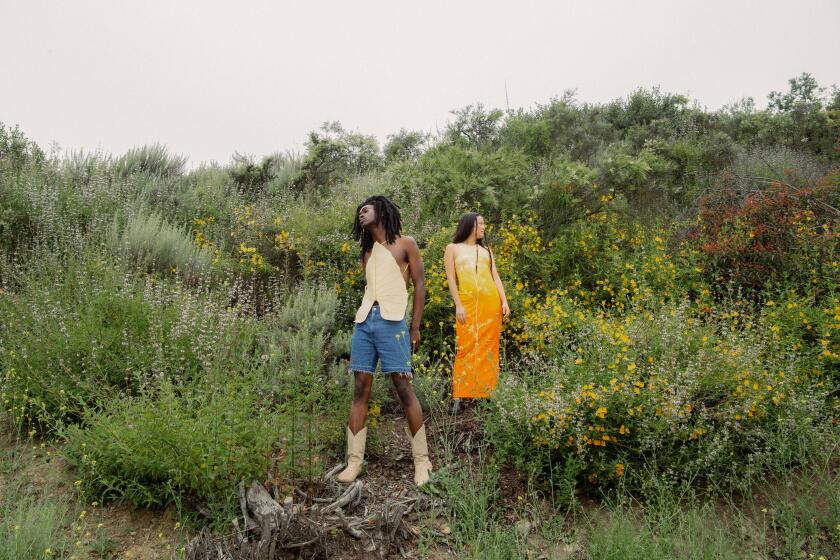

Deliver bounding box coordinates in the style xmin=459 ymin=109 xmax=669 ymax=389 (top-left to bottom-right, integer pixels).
xmin=444 ymin=213 xmax=510 ymax=402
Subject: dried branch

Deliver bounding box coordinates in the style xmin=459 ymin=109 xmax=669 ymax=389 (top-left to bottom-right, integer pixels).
xmin=322 ymin=480 xmax=362 ymax=513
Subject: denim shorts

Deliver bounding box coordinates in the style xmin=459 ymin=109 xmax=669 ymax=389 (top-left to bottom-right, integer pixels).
xmin=349 ymin=305 xmax=413 ymax=376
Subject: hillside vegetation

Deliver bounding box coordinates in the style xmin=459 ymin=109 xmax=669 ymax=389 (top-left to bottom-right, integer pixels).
xmin=1 ymin=73 xmax=838 ymax=558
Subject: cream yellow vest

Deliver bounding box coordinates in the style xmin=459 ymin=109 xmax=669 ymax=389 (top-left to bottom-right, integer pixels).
xmin=354 ymin=242 xmax=409 ymax=323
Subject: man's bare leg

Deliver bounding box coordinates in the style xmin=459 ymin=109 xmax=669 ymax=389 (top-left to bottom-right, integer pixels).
xmin=348 ymin=371 xmax=374 ymax=434
xmin=392 ymin=374 xmax=432 ymax=485
xmin=337 ymin=371 xmax=374 ymax=483
xmin=391 ymin=375 xmax=423 ymax=436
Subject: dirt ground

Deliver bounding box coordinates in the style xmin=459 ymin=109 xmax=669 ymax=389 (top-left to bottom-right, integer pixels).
xmin=0 ymin=431 xmax=185 ymax=559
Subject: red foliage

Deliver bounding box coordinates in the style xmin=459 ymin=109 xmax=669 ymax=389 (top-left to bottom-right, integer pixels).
xmin=691 ymin=170 xmax=838 ymax=290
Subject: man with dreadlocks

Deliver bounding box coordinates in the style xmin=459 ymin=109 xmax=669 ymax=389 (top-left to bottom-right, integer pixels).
xmin=336 ymin=195 xmax=433 ymax=487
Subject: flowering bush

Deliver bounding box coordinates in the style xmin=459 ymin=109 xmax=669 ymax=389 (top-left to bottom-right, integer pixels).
xmin=487 ymin=291 xmax=838 ymax=496
xmin=0 ymin=254 xmax=256 ymax=435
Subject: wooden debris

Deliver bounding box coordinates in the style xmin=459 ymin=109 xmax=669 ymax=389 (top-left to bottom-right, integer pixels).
xmin=322 ymin=463 xmax=344 ymax=481
xmin=322 ymin=479 xmax=362 ymax=513
xmin=186 ymin=477 xmax=424 ymax=559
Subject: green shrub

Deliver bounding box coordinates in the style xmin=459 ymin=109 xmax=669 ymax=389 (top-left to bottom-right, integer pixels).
xmin=292 ymin=122 xmax=383 ymax=189
xmin=60 ymin=149 xmax=113 ymax=188
xmin=260 ymin=285 xmax=351 ymax=472
xmin=110 ymin=210 xmax=214 ymax=278
xmin=175 ymin=165 xmax=237 ymax=221
xmin=63 ymin=371 xmax=282 ymax=517
xmin=1 ymin=143 xmax=134 ymax=259
xmin=391 ymin=143 xmax=531 ymax=225
xmin=62 ymin=286 xmax=350 ymax=517
xmin=444 ymin=103 xmax=504 ymax=148
xmin=0 ymin=180 xmax=36 ymax=255
xmin=595 ymin=142 xmax=675 ymax=204
xmin=530 ymin=157 xmax=599 ymax=239
xmin=113 ymin=143 xmax=187 ymax=179
xmin=501 ymin=93 xmax=616 ymax=161
xmin=605 ymin=87 xmax=690 ymax=132
xmin=0 ymin=122 xmax=45 ymax=175
xmin=383 ymin=129 xmax=429 ymax=163
xmin=229 ymin=152 xmax=276 ymax=194
xmin=0 ymin=255 xmax=251 ymax=434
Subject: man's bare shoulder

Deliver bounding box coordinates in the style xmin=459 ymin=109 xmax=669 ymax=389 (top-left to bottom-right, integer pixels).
xmin=398 ymin=235 xmax=420 ymax=250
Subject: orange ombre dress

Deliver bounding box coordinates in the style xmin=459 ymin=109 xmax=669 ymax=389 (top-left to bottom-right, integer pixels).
xmin=452 ymin=243 xmax=501 ymax=398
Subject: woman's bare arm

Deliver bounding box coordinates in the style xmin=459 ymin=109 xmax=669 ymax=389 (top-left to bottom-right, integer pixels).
xmin=489 ymin=248 xmax=510 ymax=318
xmin=444 ymin=244 xmax=466 ymax=324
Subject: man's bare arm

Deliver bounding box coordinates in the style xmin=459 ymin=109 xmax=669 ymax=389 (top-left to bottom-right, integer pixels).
xmin=405 ymin=237 xmax=425 ymax=351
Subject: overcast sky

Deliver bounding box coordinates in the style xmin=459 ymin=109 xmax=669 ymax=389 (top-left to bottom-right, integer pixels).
xmin=2 ymin=0 xmax=838 ymax=166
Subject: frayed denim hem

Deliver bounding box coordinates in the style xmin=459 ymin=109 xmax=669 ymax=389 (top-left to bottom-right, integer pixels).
xmin=347 ymin=367 xmax=413 ymax=379
xmin=382 ymin=370 xmax=413 ymax=379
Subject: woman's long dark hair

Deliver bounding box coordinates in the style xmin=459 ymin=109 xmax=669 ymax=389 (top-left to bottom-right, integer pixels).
xmin=453 ymin=212 xmax=494 ymax=271
xmin=352 ymin=195 xmax=402 ymax=260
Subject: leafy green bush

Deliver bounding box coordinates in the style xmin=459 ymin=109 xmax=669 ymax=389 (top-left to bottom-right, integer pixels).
xmin=175 ymin=165 xmax=236 ymax=221
xmin=260 ymin=285 xmax=352 ymax=471
xmin=501 ymin=93 xmax=616 ymax=161
xmin=530 ymin=157 xmax=599 ymax=238
xmin=60 ymin=149 xmax=113 ymax=188
xmin=1 ymin=140 xmax=134 ymax=258
xmin=0 ymin=122 xmax=45 ymax=175
xmin=293 ymin=122 xmax=383 ymax=189
xmin=62 ymin=286 xmax=350 ymax=517
xmin=604 ymin=87 xmax=690 ymax=133
xmin=63 ymin=371 xmax=281 ymax=517
xmin=228 ymin=151 xmax=304 ymax=195
xmin=595 ymin=142 xmax=675 ymax=204
xmin=391 ymin=143 xmax=530 ymax=224
xmin=0 ymin=180 xmax=35 ymax=255
xmin=383 ymin=129 xmax=429 ymax=163
xmin=262 ymin=284 xmax=346 ymax=393
xmin=445 ymin=103 xmax=504 ymax=148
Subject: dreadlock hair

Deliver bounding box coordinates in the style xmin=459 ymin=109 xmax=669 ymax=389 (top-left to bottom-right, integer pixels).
xmin=352 ymin=195 xmax=402 ymax=260
xmin=453 ymin=212 xmax=494 ymax=272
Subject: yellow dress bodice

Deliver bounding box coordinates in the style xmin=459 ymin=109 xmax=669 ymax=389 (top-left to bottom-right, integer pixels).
xmin=454 ymin=243 xmax=497 ymax=300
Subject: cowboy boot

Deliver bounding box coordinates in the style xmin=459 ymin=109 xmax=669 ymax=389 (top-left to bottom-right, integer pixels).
xmin=336 ymin=426 xmax=367 ymax=483
xmin=404 ymin=424 xmax=433 ymax=486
